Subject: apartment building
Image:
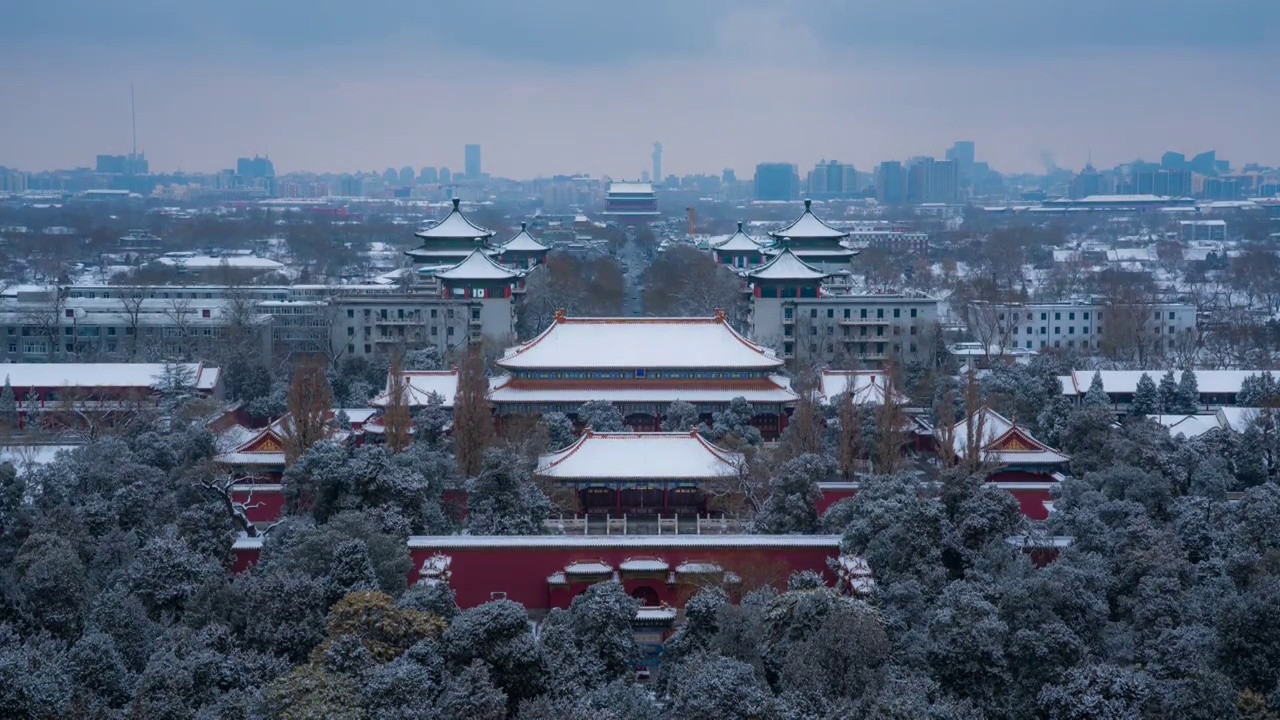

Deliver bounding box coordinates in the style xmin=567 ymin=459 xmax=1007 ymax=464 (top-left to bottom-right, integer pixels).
xmin=976 ymin=301 xmax=1197 ymax=353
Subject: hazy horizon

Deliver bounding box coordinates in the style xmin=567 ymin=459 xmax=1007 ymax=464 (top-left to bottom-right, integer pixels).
xmin=2 ymin=0 xmax=1277 ymax=178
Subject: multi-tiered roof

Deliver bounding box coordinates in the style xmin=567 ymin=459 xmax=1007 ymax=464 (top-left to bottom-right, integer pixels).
xmin=536 ymin=429 xmax=743 ymax=482
xmin=406 ymin=198 xmax=498 ymax=265
xmin=766 ymin=199 xmax=856 ymax=267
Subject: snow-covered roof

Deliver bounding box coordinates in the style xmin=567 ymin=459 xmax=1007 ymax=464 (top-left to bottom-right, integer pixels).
xmin=433 ymin=248 xmax=523 ymax=281
xmin=0 ymin=362 xmax=219 ymax=391
xmin=1217 ymin=406 xmax=1263 ymax=432
xmin=1149 ymin=413 xmax=1223 ymax=439
xmin=500 ymin=222 xmax=549 ymax=252
xmin=675 ymin=561 xmax=723 ymax=575
xmin=619 ymin=558 xmax=670 ymax=572
xmin=606 ymin=181 xmax=655 ymax=195
xmin=768 ymin=199 xmax=849 ymax=240
xmin=497 ymin=312 xmax=783 ymax=371
xmin=743 ymin=247 xmax=831 ymax=281
xmin=157 ymin=255 xmax=283 ymax=271
xmin=371 ymin=369 xmax=460 ymax=409
xmin=489 ymin=374 xmax=797 ymax=405
xmin=0 ymin=444 xmax=77 ymax=472
xmin=818 ymin=370 xmax=908 ymax=406
xmin=537 ymin=430 xmax=742 ymax=481
xmin=635 ymin=607 xmax=677 ymax=622
xmin=407 ymin=535 xmax=843 ymax=549
xmin=1063 ymin=370 xmax=1260 ymax=396
xmin=414 ymin=198 xmax=495 ymax=240
xmin=712 ymin=222 xmax=766 ymax=253
xmin=564 ymin=560 xmax=613 ymax=575
xmin=951 ymin=407 xmax=1069 ymax=466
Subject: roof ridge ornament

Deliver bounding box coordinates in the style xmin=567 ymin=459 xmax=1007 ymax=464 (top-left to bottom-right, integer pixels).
xmin=451 ymin=197 xmax=460 ymax=210
xmin=554 ymin=308 xmax=567 ymax=323
xmin=714 ymin=308 xmax=727 ymax=323
xmin=804 ymin=198 xmax=812 ymax=211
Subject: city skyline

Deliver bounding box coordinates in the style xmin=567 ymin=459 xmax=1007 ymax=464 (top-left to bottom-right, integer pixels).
xmin=2 ymin=1 xmax=1278 ymax=177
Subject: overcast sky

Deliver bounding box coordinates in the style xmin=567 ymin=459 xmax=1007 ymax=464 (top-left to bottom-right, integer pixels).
xmin=1 ymin=0 xmax=1277 ymax=178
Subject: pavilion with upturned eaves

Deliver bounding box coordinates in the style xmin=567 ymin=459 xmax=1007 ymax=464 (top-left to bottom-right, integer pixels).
xmin=490 ymin=310 xmax=798 ymax=437
xmin=948 ymin=407 xmax=1070 ymax=520
xmin=406 ymin=198 xmax=500 ymax=267
xmin=497 ymin=222 xmax=551 ymax=270
xmin=712 ymin=222 xmax=768 ymax=269
xmin=766 ymin=198 xmax=857 ymax=271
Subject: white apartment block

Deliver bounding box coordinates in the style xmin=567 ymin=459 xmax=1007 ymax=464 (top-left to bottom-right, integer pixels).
xmin=980 ymin=301 xmax=1197 ymax=353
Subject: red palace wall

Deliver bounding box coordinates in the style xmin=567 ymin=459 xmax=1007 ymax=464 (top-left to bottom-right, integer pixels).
xmin=229 ymin=486 xmax=286 ymax=524
xmin=407 ymin=544 xmax=839 ymax=611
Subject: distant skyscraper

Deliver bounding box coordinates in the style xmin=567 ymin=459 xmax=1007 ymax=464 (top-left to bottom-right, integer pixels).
xmin=339 ymin=175 xmax=363 ymax=196
xmin=96 ymin=154 xmax=128 ymax=174
xmin=652 ymin=142 xmax=663 ymax=187
xmin=1070 ymin=163 xmax=1103 ymax=199
xmin=439 ymin=167 xmax=452 ymax=183
xmin=238 ymin=155 xmax=275 ymax=180
xmin=722 ymin=168 xmax=736 ymax=184
xmin=382 ymin=168 xmax=398 ymax=183
xmin=905 ymin=158 xmax=958 ymax=204
xmin=754 ymin=163 xmax=799 ymax=201
xmin=399 ymin=166 xmax=415 ymax=185
xmin=464 ymin=145 xmax=481 ymax=178
xmin=1161 ymin=151 xmax=1187 ymax=170
xmin=875 ymin=161 xmax=906 ymax=204
xmin=420 ymin=166 xmax=438 ymax=183
xmin=946 ymin=141 xmax=976 ymax=188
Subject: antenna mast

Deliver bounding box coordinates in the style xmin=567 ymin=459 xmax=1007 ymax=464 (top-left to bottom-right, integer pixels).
xmin=130 ymin=83 xmax=137 ymax=158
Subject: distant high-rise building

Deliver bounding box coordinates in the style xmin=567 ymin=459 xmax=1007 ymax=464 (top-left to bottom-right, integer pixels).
xmin=946 ymin=141 xmax=976 ymax=189
xmin=420 ymin=166 xmax=438 ymax=183
xmin=439 ymin=167 xmax=452 ymax=184
xmin=807 ymin=160 xmax=855 ymax=198
xmin=96 ymin=154 xmax=128 ymax=174
xmin=754 ymin=163 xmax=799 ymax=201
xmin=1161 ymin=151 xmax=1187 ymax=170
xmin=382 ymin=168 xmax=398 ymax=183
xmin=652 ymin=142 xmax=663 ymax=187
xmin=905 ymin=158 xmax=958 ymax=204
xmin=399 ymin=166 xmax=415 ymax=185
xmin=237 ymin=156 xmax=275 ymax=181
xmin=1070 ymin=163 xmax=1104 ymax=198
xmin=464 ymin=144 xmax=481 ymax=178
xmin=722 ymin=168 xmax=736 ymax=184
xmin=339 ymin=175 xmax=363 ymax=196
xmin=875 ymin=161 xmax=906 ymax=204
xmin=1190 ymin=150 xmax=1217 ymax=176
xmin=640 ymin=170 xmax=650 ymax=183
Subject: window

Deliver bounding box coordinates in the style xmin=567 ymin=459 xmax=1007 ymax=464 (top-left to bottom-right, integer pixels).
xmin=447 ymin=309 xmax=454 ymax=319
xmin=826 ymin=309 xmax=834 ymax=319
xmin=893 ymin=308 xmax=901 ymax=318
xmin=1083 ymin=327 xmax=1089 ymax=334
xmin=1040 ymin=312 xmax=1047 ymax=320
xmin=398 ymin=309 xmax=405 ymax=319
xmin=1169 ymin=326 xmax=1175 ymax=334
xmin=809 ymin=326 xmax=816 ymax=335
xmin=784 ymin=342 xmax=794 ymax=355
xmin=6 ymin=344 xmax=13 ymax=353
xmin=1067 ymin=340 xmax=1074 ymax=347
xmin=431 ymin=327 xmax=438 ymax=336
xmin=64 ymin=309 xmax=74 ymax=318
xmin=635 ymin=369 xmax=646 ymax=378
xmin=784 ymin=326 xmax=793 ymax=337
xmin=1040 ymin=340 xmax=1046 ymax=348
xmin=911 ymin=308 xmax=918 ymax=318
xmin=876 ymin=309 xmax=884 ymax=319
xmin=447 ymin=327 xmax=454 ymax=336
xmin=1083 ymin=312 xmax=1090 ymax=320
xmin=1054 ymin=312 xmax=1061 ymax=321
xmin=201 ymin=309 xmax=210 ymax=318
xmin=843 ymin=308 xmax=850 ymax=319
xmin=860 ymin=309 xmax=867 ymax=319
xmin=1026 ymin=340 xmax=1032 ymax=349
xmin=784 ymin=307 xmax=794 ymax=320
xmin=1054 ymin=327 xmax=1060 ymax=334
xmin=107 ymin=327 xmax=116 ymax=336
xmin=1068 ymin=327 xmax=1074 ymax=335
xmin=1054 ymin=340 xmax=1060 ymax=348
xmin=64 ymin=327 xmax=72 ymax=336
xmin=876 ymin=327 xmax=884 ymax=337
xmin=1026 ymin=327 xmax=1032 ymax=335
xmin=1013 ymin=327 xmax=1019 ymax=335
xmin=472 ymin=288 xmax=485 ymax=298
xmin=1169 ymin=311 xmax=1175 ymax=320
xmin=998 ymin=313 xmax=1005 ymax=321
xmin=471 ymin=309 xmax=481 ymax=321
xmin=910 ymin=326 xmax=917 ymax=335
xmin=364 ymin=344 xmax=372 ymax=354
xmin=347 ymin=327 xmax=355 ymax=336
xmin=431 ymin=309 xmax=438 ymax=319
xmin=809 ymin=344 xmax=817 ymax=354
xmin=826 ymin=326 xmax=833 ymax=335
xmin=810 ymin=309 xmax=817 ymax=319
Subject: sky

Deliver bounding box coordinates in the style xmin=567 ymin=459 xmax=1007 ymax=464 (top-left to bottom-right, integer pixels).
xmin=1 ymin=0 xmax=1277 ymax=178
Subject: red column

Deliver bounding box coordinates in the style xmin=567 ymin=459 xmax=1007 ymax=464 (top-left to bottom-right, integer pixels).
xmin=616 ymin=485 xmax=623 ymax=515
xmin=654 ymin=412 xmax=662 ymax=431
xmin=778 ymin=410 xmax=789 ymax=433
xmin=662 ymin=486 xmax=669 ymax=514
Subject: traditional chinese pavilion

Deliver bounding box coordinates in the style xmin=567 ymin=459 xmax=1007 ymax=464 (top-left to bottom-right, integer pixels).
xmin=536 ymin=429 xmax=743 ymax=517
xmin=603 ymin=181 xmax=659 ymax=219
xmin=766 ymin=199 xmax=857 ymax=270
xmin=712 ymin=222 xmax=768 ymax=269
xmin=949 ymin=407 xmax=1069 ymax=520
xmin=406 ymin=198 xmax=499 ymax=266
xmin=817 ymin=368 xmax=908 ymax=406
xmin=743 ymin=245 xmax=831 ymax=299
xmin=490 ymin=310 xmax=798 ymax=437
xmin=433 ymin=248 xmax=526 ymax=299
xmin=370 ymin=368 xmax=460 ymax=410
xmin=497 ymin=222 xmax=551 ymax=270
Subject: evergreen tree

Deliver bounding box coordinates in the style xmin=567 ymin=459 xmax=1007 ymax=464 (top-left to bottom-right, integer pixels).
xmin=538 ymin=412 xmax=576 ymax=451
xmin=0 ymin=376 xmax=17 ymax=432
xmin=21 ymin=386 xmax=41 ymax=432
xmin=466 ymin=448 xmax=549 ymax=535
xmin=707 ymin=396 xmax=763 ymax=446
xmin=328 ymin=540 xmax=380 ymax=593
xmin=403 ymin=345 xmax=443 ymax=371
xmin=577 ymin=400 xmax=625 ymax=432
xmin=1158 ymin=370 xmax=1180 ymax=413
xmin=755 ymin=453 xmax=827 ymax=534
xmin=1177 ymin=369 xmax=1200 ymax=414
xmin=1083 ymin=370 xmax=1111 ymax=409
xmin=663 ymin=400 xmax=700 ymax=433
xmin=1130 ymin=373 xmax=1159 ymax=417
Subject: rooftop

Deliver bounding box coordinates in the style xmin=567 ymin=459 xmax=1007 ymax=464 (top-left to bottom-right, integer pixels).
xmin=536 ymin=430 xmax=743 ymax=481
xmin=433 ymin=248 xmax=523 ymax=281
xmin=404 ymin=534 xmax=843 ymax=549
xmin=413 ymin=198 xmax=496 ymax=240
xmin=769 ymin=199 xmax=849 ymax=240
xmin=500 ymin=222 xmax=550 ymax=252
xmin=0 ymin=362 xmax=219 ymax=391
xmin=606 ymin=181 xmax=656 ymax=196
xmin=497 ymin=311 xmax=783 ymax=371
xmin=711 ymin=222 xmax=766 ymax=253
xmin=371 ymin=369 xmax=460 ymax=409
xmin=743 ymin=246 xmax=831 ymax=281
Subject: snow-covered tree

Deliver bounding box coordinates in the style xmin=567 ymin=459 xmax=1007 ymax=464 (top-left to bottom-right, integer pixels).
xmin=0 ymin=376 xmax=17 ymax=432
xmin=707 ymin=396 xmax=763 ymax=447
xmin=1083 ymin=370 xmax=1110 ymax=409
xmin=1158 ymin=370 xmax=1180 ymax=413
xmin=466 ymin=447 xmax=549 ymax=536
xmin=444 ymin=599 xmax=545 ymax=709
xmin=754 ymin=453 xmax=827 ymax=534
xmin=403 ymin=345 xmax=443 ymax=372
xmin=1035 ymin=663 xmax=1150 ymax=720
xmin=21 ymin=386 xmax=42 ymax=433
xmin=538 ymin=411 xmax=576 ymax=451
xmin=663 ymin=400 xmax=700 ymax=433
xmin=577 ymin=400 xmax=626 ymax=432
xmin=412 ymin=391 xmax=451 ymax=447
xmin=328 ymin=539 xmax=380 ymax=593
xmin=1130 ymin=372 xmax=1158 ymax=416
xmin=1176 ymin=369 xmax=1200 ymax=414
